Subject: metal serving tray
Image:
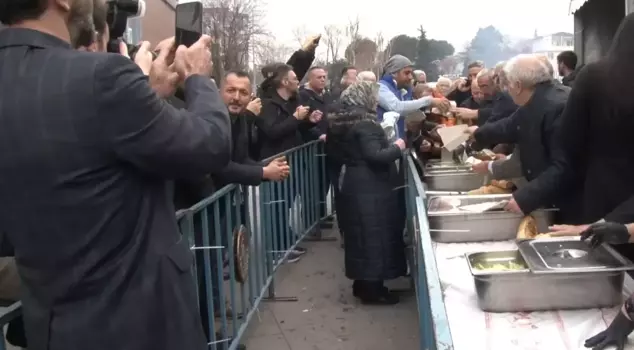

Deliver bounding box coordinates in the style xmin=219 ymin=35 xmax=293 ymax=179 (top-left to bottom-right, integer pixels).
xmin=423 ymin=169 xmax=487 ymax=192
xmin=424 ymin=162 xmax=471 ymax=172
xmin=467 ymin=249 xmax=632 ymax=312
xmin=517 ymin=237 xmax=634 ymax=273
xmin=427 ymin=195 xmax=555 ymax=242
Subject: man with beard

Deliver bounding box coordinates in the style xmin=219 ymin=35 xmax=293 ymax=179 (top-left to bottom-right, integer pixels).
xmin=189 ymin=71 xmax=289 ymax=350
xmin=257 ymin=64 xmax=322 ymax=159
xmin=0 ymin=0 xmax=231 ymax=349
xmin=557 ymin=51 xmax=579 ymax=87
xmin=378 ymin=54 xmax=450 ymax=137
xmin=220 ymin=71 xmax=291 ymax=185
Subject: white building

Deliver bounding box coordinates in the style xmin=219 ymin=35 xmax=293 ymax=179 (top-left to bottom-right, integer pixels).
xmin=530 ymin=32 xmax=574 ymax=79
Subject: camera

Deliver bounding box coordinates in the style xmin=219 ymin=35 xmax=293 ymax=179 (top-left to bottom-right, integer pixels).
xmin=106 ymin=0 xmax=147 ymax=55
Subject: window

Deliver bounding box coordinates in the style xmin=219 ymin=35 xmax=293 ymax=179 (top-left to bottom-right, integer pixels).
xmin=126 ymin=18 xmax=143 ymax=44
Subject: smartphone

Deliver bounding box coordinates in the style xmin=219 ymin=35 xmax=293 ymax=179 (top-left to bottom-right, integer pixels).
xmin=175 ymin=0 xmax=203 ymax=47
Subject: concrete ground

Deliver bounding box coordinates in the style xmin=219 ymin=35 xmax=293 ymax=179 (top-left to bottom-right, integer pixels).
xmin=243 ymin=227 xmax=420 ymax=350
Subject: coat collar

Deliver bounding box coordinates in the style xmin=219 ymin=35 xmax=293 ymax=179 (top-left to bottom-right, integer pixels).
xmin=0 ymin=28 xmax=71 ymax=50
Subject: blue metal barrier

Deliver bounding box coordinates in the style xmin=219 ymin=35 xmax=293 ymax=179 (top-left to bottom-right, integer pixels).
xmin=405 ymin=154 xmax=454 ymax=350
xmin=177 ymin=140 xmax=327 ymax=350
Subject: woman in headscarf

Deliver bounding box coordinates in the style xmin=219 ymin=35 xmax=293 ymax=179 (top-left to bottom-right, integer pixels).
xmin=326 ymin=81 xmax=407 ymax=305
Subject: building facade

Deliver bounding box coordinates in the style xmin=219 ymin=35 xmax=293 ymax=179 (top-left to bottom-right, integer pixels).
xmin=530 ymin=32 xmax=574 ymax=79
xmin=127 ymin=0 xmax=176 ymax=45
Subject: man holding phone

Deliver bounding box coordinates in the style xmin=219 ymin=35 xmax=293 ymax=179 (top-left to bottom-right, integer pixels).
xmin=0 ymin=0 xmax=230 ymax=348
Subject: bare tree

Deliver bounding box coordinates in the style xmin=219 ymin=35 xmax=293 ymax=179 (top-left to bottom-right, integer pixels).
xmin=202 ymin=0 xmax=269 ymax=72
xmin=323 ymin=24 xmax=343 ymax=65
xmin=255 ymin=39 xmax=293 ymax=65
xmin=344 ymin=17 xmax=361 ymax=64
xmin=373 ymin=31 xmax=392 ymax=75
xmin=292 ymin=25 xmax=309 ymax=47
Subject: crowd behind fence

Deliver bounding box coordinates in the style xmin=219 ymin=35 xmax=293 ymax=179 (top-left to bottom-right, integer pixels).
xmin=176 ymin=140 xmax=327 ymax=350
xmin=0 ymin=144 xmax=454 ymax=350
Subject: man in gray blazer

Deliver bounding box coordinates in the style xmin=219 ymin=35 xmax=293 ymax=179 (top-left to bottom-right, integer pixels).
xmin=0 ymin=1 xmax=231 ymax=349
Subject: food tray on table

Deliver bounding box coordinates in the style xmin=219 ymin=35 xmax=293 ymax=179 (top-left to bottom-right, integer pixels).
xmin=426 ymin=195 xmax=555 ymax=242
xmin=466 ymin=238 xmax=634 ymax=312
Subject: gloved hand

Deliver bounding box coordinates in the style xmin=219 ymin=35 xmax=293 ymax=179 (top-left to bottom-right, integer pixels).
xmin=580 ymin=222 xmax=630 ymax=248
xmin=585 ymin=311 xmax=634 ymax=350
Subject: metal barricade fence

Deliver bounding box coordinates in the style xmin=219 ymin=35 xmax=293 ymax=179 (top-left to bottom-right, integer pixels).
xmin=0 ymin=141 xmax=328 ymax=349
xmin=404 ymin=154 xmax=454 ymax=350
xmin=177 ymin=140 xmax=328 ymax=350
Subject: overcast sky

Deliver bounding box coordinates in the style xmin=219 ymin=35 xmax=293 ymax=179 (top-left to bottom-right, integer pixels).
xmin=265 ymin=0 xmax=574 ymax=53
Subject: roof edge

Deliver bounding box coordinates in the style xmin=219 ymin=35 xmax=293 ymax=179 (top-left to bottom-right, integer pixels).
xmin=569 ymin=0 xmax=590 ymax=14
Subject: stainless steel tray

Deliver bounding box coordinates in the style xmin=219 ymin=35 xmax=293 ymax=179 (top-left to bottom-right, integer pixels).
xmin=423 ymin=170 xmax=486 ymax=192
xmin=424 ymin=163 xmax=471 ymax=171
xmin=467 ymin=250 xmax=626 ymax=312
xmin=518 ymin=237 xmax=634 ymax=273
xmin=427 ymin=195 xmax=555 ymax=242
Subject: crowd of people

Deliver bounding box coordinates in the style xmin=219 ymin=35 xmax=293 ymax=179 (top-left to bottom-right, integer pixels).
xmin=390 ymin=13 xmax=632 ymax=350
xmin=2 ymin=0 xmax=634 ymax=347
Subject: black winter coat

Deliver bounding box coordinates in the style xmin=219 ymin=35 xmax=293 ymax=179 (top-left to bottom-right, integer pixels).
xmin=328 ymin=111 xmax=406 ymax=281
xmin=555 ymin=64 xmax=634 ymax=224
xmin=298 ymin=87 xmax=333 ymax=136
xmin=255 ymin=92 xmax=315 ymax=160
xmin=474 ymin=82 xmax=577 ymax=218
xmin=477 ymin=91 xmax=517 ymax=125
xmin=254 ymin=49 xmax=317 ymax=160
xmin=173 ymin=112 xmax=261 ymax=210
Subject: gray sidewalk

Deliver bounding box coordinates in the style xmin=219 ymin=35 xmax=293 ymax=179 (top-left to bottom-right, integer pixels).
xmin=244 ymin=228 xmax=420 ymax=350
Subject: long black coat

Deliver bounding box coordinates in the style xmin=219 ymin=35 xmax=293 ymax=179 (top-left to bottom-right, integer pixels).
xmin=474 ymin=82 xmax=578 ymax=219
xmin=0 ymin=29 xmax=232 ymax=350
xmin=554 ymin=15 xmax=634 ymax=225
xmin=328 ymin=111 xmax=406 ymax=281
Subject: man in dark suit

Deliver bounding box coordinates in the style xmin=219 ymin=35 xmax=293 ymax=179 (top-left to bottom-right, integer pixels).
xmin=466 ymin=54 xmax=576 ymax=222
xmin=0 ymin=1 xmax=231 ymax=349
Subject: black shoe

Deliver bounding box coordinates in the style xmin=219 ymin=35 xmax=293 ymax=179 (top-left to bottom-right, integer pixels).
xmin=354 ymin=283 xmax=399 ymax=305
xmin=359 ymin=291 xmax=400 ymax=305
